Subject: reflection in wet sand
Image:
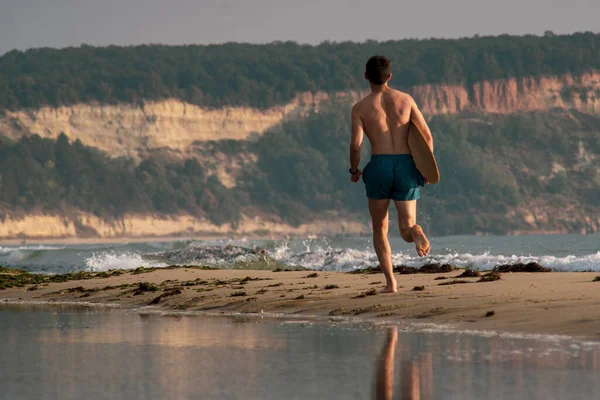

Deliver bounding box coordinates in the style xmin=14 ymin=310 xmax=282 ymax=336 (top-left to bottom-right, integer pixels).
xmin=2 ymin=307 xmax=600 ymax=400
xmin=375 ymin=328 xmax=434 ymax=400
xmin=38 ymin=313 xmax=284 ymax=349
xmin=375 ymin=328 xmax=397 ymax=400
xmin=373 ymin=327 xmax=600 ymax=400
xmin=33 ymin=313 xmax=283 ymax=399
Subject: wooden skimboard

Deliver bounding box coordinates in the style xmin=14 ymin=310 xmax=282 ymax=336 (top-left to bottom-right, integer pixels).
xmin=408 ymin=120 xmax=440 ymax=184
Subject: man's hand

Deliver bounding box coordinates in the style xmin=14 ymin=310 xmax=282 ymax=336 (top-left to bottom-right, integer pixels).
xmin=350 ymin=170 xmax=362 ymax=183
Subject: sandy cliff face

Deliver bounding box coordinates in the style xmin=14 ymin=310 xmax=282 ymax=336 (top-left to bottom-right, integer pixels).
xmin=0 ymin=100 xmax=302 ymax=159
xmin=1 ymin=71 xmax=599 ymax=159
xmin=0 ymin=213 xmax=367 ymax=240
xmin=413 ymin=71 xmax=600 ymax=114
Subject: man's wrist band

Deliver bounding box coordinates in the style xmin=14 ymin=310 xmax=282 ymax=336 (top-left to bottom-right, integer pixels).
xmin=349 ymin=168 xmax=359 ymax=175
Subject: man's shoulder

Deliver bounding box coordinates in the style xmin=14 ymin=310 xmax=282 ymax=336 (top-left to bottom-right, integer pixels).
xmin=352 ymin=98 xmax=368 ymax=113
xmin=389 ymin=89 xmax=414 ymax=102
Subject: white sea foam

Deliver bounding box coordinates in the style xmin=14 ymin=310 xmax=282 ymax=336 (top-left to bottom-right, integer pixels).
xmin=271 ymin=245 xmax=600 ymax=272
xmin=0 ymin=245 xmax=65 ymax=252
xmin=85 ymin=252 xmax=167 ymax=272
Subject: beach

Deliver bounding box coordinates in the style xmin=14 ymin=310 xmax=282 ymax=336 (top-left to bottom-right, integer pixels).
xmin=3 ymin=267 xmax=600 ymax=340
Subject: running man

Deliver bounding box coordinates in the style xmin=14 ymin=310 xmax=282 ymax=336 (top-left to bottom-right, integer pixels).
xmin=349 ymin=55 xmax=433 ymax=294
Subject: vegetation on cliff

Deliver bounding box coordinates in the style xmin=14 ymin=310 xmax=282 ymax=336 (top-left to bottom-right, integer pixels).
xmin=0 ymin=133 xmax=240 ymax=225
xmin=1 ymin=32 xmax=599 ymax=110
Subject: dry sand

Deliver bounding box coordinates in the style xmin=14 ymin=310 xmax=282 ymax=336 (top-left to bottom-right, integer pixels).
xmin=2 ymin=268 xmax=600 ymax=340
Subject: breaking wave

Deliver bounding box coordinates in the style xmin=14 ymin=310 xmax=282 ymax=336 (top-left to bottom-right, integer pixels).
xmin=0 ymin=235 xmax=598 ymax=273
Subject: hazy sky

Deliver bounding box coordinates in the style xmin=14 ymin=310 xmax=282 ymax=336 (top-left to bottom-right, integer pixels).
xmin=2 ymin=0 xmax=599 ymax=54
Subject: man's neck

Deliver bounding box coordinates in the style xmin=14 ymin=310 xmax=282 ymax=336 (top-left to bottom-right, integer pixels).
xmin=370 ymin=83 xmax=389 ymax=93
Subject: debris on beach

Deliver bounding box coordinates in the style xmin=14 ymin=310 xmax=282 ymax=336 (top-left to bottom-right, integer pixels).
xmin=133 ymin=282 xmax=160 ymax=295
xmin=479 ymin=272 xmax=501 ymax=282
xmin=457 ymin=269 xmax=481 ymax=278
xmin=438 ymin=280 xmax=471 ymax=286
xmin=149 ymin=288 xmax=183 ymax=304
xmin=493 ymin=262 xmax=550 ymax=273
xmin=593 ymin=276 xmax=600 ymax=282
xmin=413 ymin=286 xmax=425 ymax=291
xmin=324 ymin=284 xmax=339 ymax=290
xmin=417 ymin=264 xmax=456 ymax=274
xmin=352 ymin=288 xmax=378 ymax=298
xmin=485 ymin=310 xmax=496 ymax=317
xmin=349 ymin=263 xmax=457 ymax=275
xmin=272 ymin=266 xmax=308 ymax=272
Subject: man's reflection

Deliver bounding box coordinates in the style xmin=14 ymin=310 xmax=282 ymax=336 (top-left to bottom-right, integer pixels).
xmin=375 ymin=327 xmax=398 ymax=400
xmin=374 ymin=327 xmax=433 ymax=400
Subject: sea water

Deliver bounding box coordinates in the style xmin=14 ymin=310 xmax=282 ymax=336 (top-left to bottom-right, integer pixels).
xmin=0 ymin=305 xmax=599 ymax=400
xmin=0 ymin=234 xmax=599 ymax=274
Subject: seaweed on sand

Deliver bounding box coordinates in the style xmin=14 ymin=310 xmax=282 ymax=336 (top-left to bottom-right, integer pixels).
xmin=349 ymin=264 xmax=457 ymax=275
xmin=133 ymin=282 xmax=160 ymax=295
xmin=479 ymin=272 xmax=501 ymax=282
xmin=457 ymin=269 xmax=481 ymax=278
xmin=352 ymin=289 xmax=378 ymax=299
xmin=438 ymin=280 xmax=471 ymax=286
xmin=493 ymin=262 xmax=550 ymax=273
xmin=149 ymin=288 xmax=183 ymax=305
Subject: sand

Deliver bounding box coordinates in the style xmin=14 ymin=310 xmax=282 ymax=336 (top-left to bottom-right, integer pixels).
xmin=2 ymin=268 xmax=600 ymax=340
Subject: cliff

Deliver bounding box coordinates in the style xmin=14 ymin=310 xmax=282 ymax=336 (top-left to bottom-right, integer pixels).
xmin=2 ymin=72 xmax=599 ymax=159
xmin=1 ymin=71 xmax=600 ymax=239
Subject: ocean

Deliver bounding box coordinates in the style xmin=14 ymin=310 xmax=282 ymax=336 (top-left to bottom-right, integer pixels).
xmin=0 ymin=234 xmax=599 ymax=275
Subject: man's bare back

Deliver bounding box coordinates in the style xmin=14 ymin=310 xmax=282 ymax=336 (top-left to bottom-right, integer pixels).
xmin=351 ymin=87 xmax=432 ymax=156
xmin=349 ymin=55 xmax=433 ymax=294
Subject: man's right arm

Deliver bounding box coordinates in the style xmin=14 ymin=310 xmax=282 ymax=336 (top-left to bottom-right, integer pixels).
xmin=409 ymin=97 xmax=434 ymax=152
xmin=349 ymin=104 xmax=364 ymax=176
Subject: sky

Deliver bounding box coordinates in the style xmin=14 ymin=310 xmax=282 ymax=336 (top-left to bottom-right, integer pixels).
xmin=1 ymin=0 xmax=599 ymax=54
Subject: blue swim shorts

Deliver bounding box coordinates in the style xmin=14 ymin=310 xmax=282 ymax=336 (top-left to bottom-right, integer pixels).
xmin=362 ymin=154 xmax=425 ymax=201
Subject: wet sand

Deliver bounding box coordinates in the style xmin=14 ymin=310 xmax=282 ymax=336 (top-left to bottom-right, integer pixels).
xmin=2 ymin=268 xmax=600 ymax=340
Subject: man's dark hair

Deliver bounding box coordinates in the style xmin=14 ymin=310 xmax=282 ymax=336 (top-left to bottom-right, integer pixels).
xmin=365 ymin=55 xmax=391 ymax=85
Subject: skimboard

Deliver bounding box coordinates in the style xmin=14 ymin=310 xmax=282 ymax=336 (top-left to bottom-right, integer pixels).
xmin=408 ymin=119 xmax=440 ymax=184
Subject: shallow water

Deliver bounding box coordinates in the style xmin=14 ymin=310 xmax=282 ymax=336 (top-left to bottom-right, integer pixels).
xmin=1 ymin=234 xmax=599 ymax=274
xmin=1 ymin=305 xmax=599 ymax=400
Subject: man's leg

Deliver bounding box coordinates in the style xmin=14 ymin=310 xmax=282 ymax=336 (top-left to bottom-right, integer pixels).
xmin=393 ymin=200 xmax=430 ymax=257
xmin=368 ymin=199 xmax=397 ymax=293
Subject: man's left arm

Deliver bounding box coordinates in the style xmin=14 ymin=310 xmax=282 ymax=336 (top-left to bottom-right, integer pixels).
xmin=349 ymin=105 xmax=364 ymax=182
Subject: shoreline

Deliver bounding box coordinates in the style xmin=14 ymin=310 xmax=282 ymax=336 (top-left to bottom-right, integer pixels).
xmin=1 ymin=300 xmax=592 ymax=345
xmin=2 ymin=267 xmax=600 ymax=340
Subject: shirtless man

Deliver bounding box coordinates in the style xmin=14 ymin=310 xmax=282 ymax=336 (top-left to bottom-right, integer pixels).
xmin=349 ymin=55 xmax=433 ymax=293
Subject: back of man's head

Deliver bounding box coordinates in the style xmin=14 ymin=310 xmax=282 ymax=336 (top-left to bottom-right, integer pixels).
xmin=365 ymin=55 xmax=391 ymax=85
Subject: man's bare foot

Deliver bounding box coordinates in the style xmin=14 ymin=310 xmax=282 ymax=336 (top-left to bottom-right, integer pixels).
xmin=412 ymin=225 xmax=430 ymax=257
xmin=380 ymin=279 xmax=398 ymax=294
